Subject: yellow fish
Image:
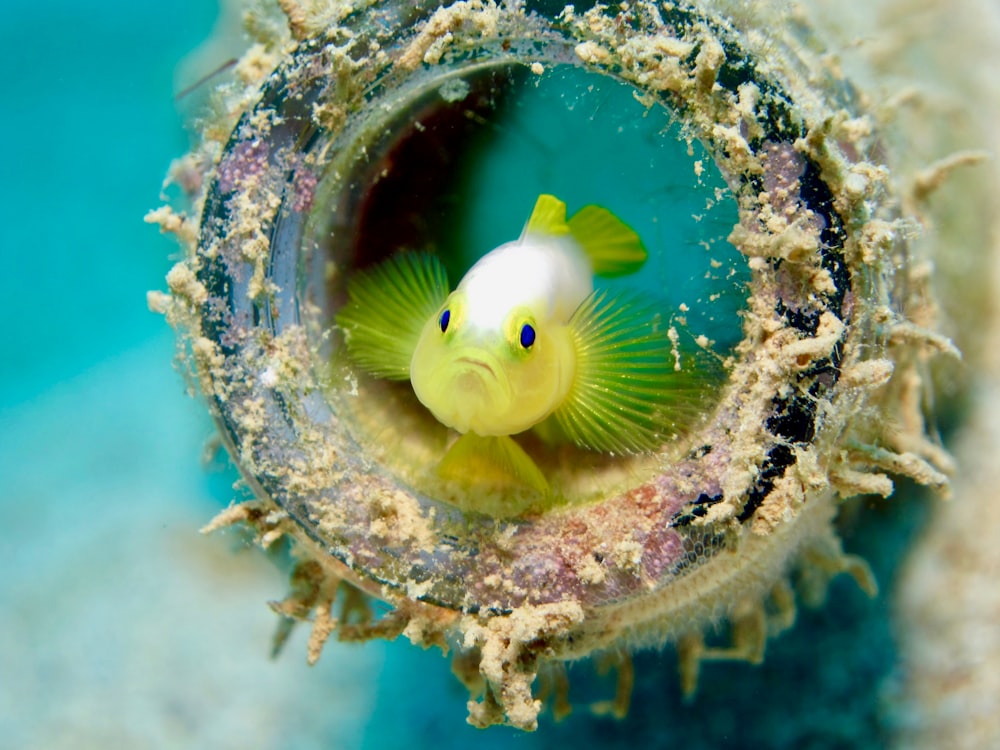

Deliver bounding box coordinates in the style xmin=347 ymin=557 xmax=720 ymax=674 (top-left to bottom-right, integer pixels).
xmin=337 ymin=195 xmax=710 ymax=493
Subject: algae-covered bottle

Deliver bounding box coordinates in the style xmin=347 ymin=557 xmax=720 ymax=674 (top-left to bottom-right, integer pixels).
xmin=150 ymin=0 xmax=956 ymax=731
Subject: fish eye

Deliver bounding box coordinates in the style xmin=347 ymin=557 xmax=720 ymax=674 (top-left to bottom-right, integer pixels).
xmin=439 ymin=309 xmax=450 ymax=333
xmin=519 ymin=323 xmax=535 ymax=350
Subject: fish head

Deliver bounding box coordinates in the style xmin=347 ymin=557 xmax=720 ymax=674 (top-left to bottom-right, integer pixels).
xmin=410 ymin=292 xmax=574 ymax=436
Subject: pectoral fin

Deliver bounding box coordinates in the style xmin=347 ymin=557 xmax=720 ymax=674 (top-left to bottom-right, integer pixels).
xmin=552 ymin=290 xmax=720 ymax=454
xmin=336 ymin=252 xmax=449 ymax=380
xmin=437 ymin=433 xmax=549 ymax=494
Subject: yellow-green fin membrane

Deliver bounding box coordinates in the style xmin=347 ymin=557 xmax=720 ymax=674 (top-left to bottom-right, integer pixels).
xmin=438 ymin=433 xmax=549 ymax=494
xmin=524 ymin=194 xmax=570 ymax=237
xmin=553 ymin=291 xmax=715 ymax=454
xmin=567 ymin=205 xmax=647 ymax=277
xmin=336 ymin=252 xmax=449 ymax=380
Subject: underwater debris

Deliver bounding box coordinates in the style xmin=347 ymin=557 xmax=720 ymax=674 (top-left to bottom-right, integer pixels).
xmin=152 ymin=0 xmax=956 ymax=731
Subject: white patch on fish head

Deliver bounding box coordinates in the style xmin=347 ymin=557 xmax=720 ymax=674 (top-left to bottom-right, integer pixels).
xmin=458 ymin=234 xmax=593 ymax=326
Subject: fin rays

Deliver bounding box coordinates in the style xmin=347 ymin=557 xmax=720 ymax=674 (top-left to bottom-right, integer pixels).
xmin=336 ymin=252 xmax=449 ymax=380
xmin=553 ymin=290 xmax=717 ymax=454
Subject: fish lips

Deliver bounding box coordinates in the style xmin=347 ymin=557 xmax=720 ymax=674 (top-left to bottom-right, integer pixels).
xmin=451 ymin=352 xmax=512 ymax=402
xmin=433 ymin=351 xmax=514 ymax=430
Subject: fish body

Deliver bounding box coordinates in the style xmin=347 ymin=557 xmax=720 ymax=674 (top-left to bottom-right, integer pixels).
xmin=337 ymin=194 xmax=709 ymax=493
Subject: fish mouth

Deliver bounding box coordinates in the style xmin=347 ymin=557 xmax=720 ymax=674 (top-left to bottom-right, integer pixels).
xmin=456 ymin=356 xmax=498 ymax=378
xmin=446 ymin=352 xmax=513 ymax=411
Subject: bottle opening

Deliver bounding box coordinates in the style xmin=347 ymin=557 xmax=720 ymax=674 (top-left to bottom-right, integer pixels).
xmin=306 ymin=61 xmax=742 ymax=514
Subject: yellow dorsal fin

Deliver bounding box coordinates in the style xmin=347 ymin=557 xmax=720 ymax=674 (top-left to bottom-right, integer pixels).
xmin=524 ymin=194 xmax=570 ymax=237
xmin=567 ymin=205 xmax=647 ymax=277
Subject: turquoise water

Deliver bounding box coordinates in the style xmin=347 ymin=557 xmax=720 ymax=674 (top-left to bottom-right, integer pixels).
xmin=0 ymin=3 xmax=916 ymax=748
xmin=456 ymin=64 xmax=745 ymax=349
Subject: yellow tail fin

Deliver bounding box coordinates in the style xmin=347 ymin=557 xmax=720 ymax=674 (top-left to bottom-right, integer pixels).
xmin=567 ymin=205 xmax=647 ymax=277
